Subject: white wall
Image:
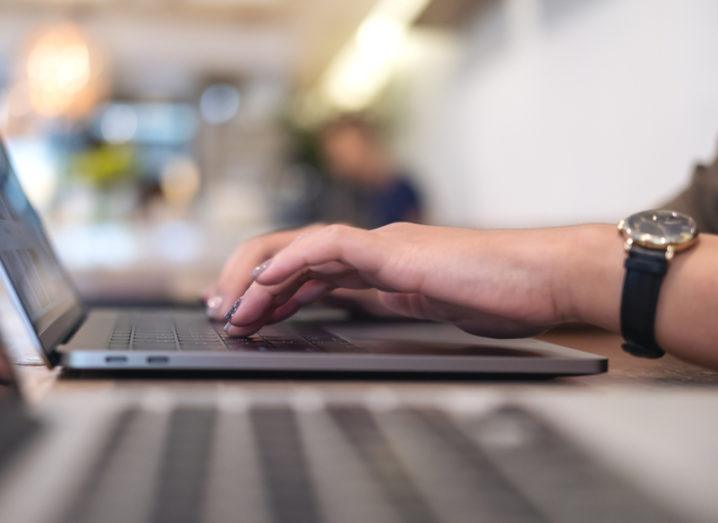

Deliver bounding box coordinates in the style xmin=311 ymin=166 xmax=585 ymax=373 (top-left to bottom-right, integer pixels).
xmin=400 ymin=0 xmax=718 ymax=227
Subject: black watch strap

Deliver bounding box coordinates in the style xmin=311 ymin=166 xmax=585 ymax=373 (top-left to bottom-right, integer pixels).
xmin=620 ymin=246 xmax=668 ymax=358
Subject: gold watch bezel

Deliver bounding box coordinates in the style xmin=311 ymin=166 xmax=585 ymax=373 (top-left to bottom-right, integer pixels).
xmin=617 ymin=210 xmax=699 ymax=260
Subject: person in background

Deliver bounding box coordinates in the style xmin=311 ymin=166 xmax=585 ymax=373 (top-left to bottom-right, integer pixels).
xmin=663 ymin=145 xmax=718 ymax=233
xmin=206 ymin=116 xmax=422 ymax=320
xmin=317 ymin=114 xmax=423 ymax=228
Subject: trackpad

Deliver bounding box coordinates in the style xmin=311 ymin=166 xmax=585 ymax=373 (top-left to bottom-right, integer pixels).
xmin=323 ymin=322 xmax=552 ymax=358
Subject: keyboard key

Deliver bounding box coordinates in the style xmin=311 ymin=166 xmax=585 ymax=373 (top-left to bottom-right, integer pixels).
xmin=328 ymin=406 xmax=440 ymax=523
xmin=408 ymin=407 xmax=545 ymax=521
xmin=150 ymin=408 xmax=218 ymax=523
xmin=468 ymin=406 xmax=682 ymax=523
xmin=250 ymin=407 xmax=323 ymax=523
xmin=60 ymin=409 xmax=141 ymax=523
xmin=106 ymin=312 xmax=361 ymax=354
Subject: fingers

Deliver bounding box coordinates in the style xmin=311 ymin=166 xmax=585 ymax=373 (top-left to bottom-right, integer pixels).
xmin=223 ymin=225 xmax=396 ymax=335
xmin=206 ymin=226 xmax=331 ymax=320
xmin=226 ymin=263 xmax=360 ymax=326
xmin=222 ymin=224 xmax=418 ymax=336
xmin=201 ymin=286 xmax=214 ymax=301
xmin=227 ymin=259 xmax=377 ymax=331
xmin=206 ymin=249 xmax=266 ymax=319
xmin=205 ymin=231 xmax=294 ymax=320
xmin=254 ymin=225 xmax=388 ymax=289
xmin=224 ymin=279 xmax=333 ymax=336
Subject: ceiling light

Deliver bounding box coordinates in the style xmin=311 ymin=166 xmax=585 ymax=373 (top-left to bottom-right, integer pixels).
xmin=321 ymin=0 xmax=430 ymax=110
xmin=23 ymin=23 xmax=106 ymax=119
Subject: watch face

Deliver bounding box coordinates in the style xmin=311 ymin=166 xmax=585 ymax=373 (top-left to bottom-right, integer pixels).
xmin=621 ymin=210 xmax=697 ymax=248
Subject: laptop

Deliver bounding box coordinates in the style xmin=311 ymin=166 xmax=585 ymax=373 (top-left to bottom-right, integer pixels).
xmin=0 ymin=334 xmax=708 ymax=522
xmin=0 ymin=136 xmax=606 ymax=375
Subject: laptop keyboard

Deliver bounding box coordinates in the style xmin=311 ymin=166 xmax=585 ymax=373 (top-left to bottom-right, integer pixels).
xmin=57 ymin=402 xmax=681 ymax=523
xmin=107 ymin=311 xmax=358 ymax=353
xmin=250 ymin=407 xmax=324 ymax=523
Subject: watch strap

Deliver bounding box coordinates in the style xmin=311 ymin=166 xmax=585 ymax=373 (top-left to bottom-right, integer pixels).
xmin=620 ymin=246 xmax=667 ymax=358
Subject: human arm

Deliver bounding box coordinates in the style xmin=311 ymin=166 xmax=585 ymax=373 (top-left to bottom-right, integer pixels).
xmin=224 ymin=222 xmax=718 ymax=369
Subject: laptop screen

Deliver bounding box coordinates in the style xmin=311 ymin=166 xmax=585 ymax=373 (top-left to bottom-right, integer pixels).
xmin=0 ymin=330 xmax=19 ymax=396
xmin=0 ymin=139 xmax=83 ymax=355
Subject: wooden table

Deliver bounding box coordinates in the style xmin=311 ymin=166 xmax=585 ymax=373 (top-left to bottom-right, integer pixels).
xmin=540 ymin=325 xmax=718 ymax=385
xmin=15 ymin=325 xmax=718 ymax=404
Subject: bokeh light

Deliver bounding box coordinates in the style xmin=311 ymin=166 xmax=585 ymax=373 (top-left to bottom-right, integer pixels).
xmin=23 ymin=23 xmax=106 ymax=119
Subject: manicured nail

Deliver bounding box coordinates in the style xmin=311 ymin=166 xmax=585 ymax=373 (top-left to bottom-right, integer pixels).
xmin=251 ymin=259 xmax=271 ymax=280
xmin=224 ymin=298 xmax=242 ymax=323
xmin=206 ymin=295 xmax=223 ymax=316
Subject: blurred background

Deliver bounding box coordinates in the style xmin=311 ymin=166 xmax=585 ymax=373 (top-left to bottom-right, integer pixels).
xmin=0 ymin=0 xmax=717 ymax=304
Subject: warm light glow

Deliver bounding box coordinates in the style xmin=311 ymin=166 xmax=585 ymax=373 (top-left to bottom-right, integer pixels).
xmin=23 ymin=24 xmax=106 ymax=118
xmin=356 ymin=17 xmax=405 ymax=58
xmin=322 ymin=0 xmax=429 ymax=110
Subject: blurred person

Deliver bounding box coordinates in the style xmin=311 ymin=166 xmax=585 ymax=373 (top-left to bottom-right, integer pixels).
xmin=207 ymin=215 xmax=718 ymax=371
xmin=662 ymin=145 xmax=718 ymax=233
xmin=317 ymin=115 xmax=423 ymax=228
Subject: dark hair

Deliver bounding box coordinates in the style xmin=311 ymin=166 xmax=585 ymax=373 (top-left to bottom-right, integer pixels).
xmin=319 ymin=113 xmax=379 ymax=143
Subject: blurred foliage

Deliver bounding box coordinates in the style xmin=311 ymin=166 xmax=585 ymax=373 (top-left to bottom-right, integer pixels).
xmin=68 ymin=144 xmax=137 ymax=189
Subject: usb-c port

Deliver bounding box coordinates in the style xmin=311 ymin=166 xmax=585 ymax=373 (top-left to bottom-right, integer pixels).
xmin=147 ymin=356 xmax=169 ymax=364
xmin=105 ymin=356 xmax=127 ymax=364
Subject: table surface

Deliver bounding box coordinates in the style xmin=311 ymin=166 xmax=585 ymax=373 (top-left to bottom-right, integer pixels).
xmin=15 ymin=324 xmax=718 ymax=404
xmin=10 ymin=323 xmax=718 ymax=523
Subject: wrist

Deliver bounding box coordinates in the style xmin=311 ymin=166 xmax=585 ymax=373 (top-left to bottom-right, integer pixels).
xmin=553 ymin=224 xmax=624 ymax=331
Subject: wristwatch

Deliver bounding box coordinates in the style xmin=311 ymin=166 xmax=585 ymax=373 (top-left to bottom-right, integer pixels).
xmin=617 ymin=210 xmax=698 ymax=358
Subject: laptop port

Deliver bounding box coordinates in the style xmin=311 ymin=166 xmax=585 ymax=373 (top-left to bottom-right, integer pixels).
xmin=105 ymin=356 xmax=127 ymax=364
xmin=147 ymin=356 xmax=169 ymax=364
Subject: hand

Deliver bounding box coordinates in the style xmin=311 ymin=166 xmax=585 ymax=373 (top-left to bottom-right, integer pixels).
xmin=205 ymin=224 xmax=398 ymax=321
xmin=224 ymin=222 xmax=576 ymax=337
xmin=205 ymin=225 xmax=322 ymax=320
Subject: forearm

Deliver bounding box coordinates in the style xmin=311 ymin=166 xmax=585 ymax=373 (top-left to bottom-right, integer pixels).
xmin=558 ymin=224 xmax=718 ymax=368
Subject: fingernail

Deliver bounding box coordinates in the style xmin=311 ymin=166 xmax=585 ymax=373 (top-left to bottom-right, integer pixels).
xmin=206 ymin=295 xmax=223 ymax=315
xmin=251 ymin=259 xmax=271 ymax=280
xmin=224 ymin=324 xmax=250 ymax=338
xmin=223 ymin=298 xmax=242 ymax=323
